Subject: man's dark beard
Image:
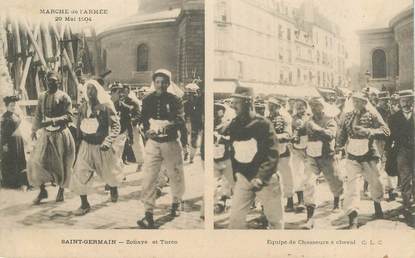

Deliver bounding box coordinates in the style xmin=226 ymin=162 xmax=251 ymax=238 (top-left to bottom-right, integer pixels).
xmin=47 ymin=84 xmax=58 ymax=93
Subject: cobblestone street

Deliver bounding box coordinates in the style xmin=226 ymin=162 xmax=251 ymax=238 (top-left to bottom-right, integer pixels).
xmin=214 ymin=178 xmax=415 ymax=230
xmin=0 ymin=157 xmax=204 ymax=230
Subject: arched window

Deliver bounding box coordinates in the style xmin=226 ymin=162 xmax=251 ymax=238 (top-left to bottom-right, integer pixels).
xmin=372 ymin=49 xmax=386 ymax=78
xmin=137 ymin=44 xmax=149 ymax=71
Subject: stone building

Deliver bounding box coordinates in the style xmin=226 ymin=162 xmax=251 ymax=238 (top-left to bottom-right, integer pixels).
xmin=212 ymin=0 xmax=349 ymax=93
xmin=96 ymin=0 xmax=204 ymax=88
xmin=358 ymin=5 xmax=413 ymax=91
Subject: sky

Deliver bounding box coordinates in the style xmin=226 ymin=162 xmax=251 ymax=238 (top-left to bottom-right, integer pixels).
xmin=1 ymin=0 xmax=412 ymax=66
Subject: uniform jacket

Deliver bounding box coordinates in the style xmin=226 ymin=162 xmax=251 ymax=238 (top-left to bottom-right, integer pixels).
xmin=226 ymin=114 xmax=279 ymax=182
xmin=336 ymin=108 xmax=390 ymax=161
xmin=305 ymin=114 xmax=337 ymax=157
xmin=32 ymin=90 xmax=73 ymax=133
xmin=141 ymin=91 xmax=185 ymax=142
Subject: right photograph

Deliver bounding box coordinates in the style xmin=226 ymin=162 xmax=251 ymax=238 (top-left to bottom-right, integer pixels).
xmin=211 ymin=0 xmax=414 ymax=229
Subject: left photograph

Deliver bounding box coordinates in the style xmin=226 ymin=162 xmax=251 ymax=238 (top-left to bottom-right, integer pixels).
xmin=0 ymin=0 xmax=205 ymax=229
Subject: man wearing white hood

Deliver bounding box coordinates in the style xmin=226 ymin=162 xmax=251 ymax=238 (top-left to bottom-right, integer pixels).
xmin=70 ymin=80 xmax=124 ymax=216
xmin=137 ymin=69 xmax=186 ymax=229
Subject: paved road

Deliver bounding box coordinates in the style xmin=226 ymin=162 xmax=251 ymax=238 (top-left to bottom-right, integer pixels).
xmin=0 ymin=157 xmax=204 ymax=229
xmin=214 ymin=177 xmax=415 ymax=230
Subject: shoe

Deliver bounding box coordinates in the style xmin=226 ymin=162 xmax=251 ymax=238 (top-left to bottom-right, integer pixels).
xmin=33 ymin=189 xmax=48 ymax=205
xmin=296 ymin=191 xmax=304 ymax=205
xmin=155 ymin=187 xmax=162 ymax=198
xmin=332 ymin=196 xmax=340 ymax=213
xmin=104 ymin=184 xmax=110 ymax=191
xmin=189 ymin=158 xmax=194 ymax=164
xmin=73 ymin=205 xmax=91 ymax=216
xmin=348 ymin=210 xmax=358 ymax=229
xmin=110 ymin=187 xmax=118 ymax=203
xmin=304 ymin=218 xmax=314 ymax=229
xmin=136 ymin=163 xmax=143 ymax=172
xmin=285 ymin=197 xmax=295 ymax=212
xmin=214 ymin=203 xmax=225 ymax=214
xmin=374 ymin=202 xmax=384 ymax=219
xmin=402 ymin=209 xmax=415 ymax=227
xmin=387 ymin=191 xmax=397 ymax=202
xmin=137 ymin=212 xmax=155 ymax=229
xmin=55 ymin=187 xmax=64 ymax=202
xmin=170 ymin=202 xmax=181 ymax=217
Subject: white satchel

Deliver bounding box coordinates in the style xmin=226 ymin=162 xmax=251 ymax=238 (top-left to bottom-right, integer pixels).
xmin=294 ymin=135 xmax=308 ymax=149
xmin=346 ymin=138 xmax=369 ymax=156
xmin=214 ymin=144 xmax=226 ymax=159
xmin=149 ymin=119 xmax=170 ymax=137
xmin=80 ymin=118 xmax=99 ymax=134
xmin=306 ymin=141 xmax=323 ymax=158
xmin=233 ymin=138 xmax=258 ymax=163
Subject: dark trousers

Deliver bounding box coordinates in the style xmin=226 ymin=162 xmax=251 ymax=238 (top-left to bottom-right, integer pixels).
xmin=397 ymin=147 xmax=414 ymax=209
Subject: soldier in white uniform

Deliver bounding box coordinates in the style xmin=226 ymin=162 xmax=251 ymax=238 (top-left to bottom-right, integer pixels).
xmin=303 ymin=97 xmax=343 ymax=229
xmin=267 ymin=97 xmax=295 ymax=212
xmin=336 ymin=92 xmax=390 ymax=229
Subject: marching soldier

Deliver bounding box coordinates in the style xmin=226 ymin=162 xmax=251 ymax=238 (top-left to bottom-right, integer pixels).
xmin=267 ymin=96 xmax=295 ymax=212
xmin=303 ymin=97 xmax=343 ymax=229
xmin=387 ymin=90 xmax=414 ymax=225
xmin=336 ymin=92 xmax=390 ymax=229
xmin=183 ymin=83 xmax=203 ymax=163
xmin=28 ymin=71 xmax=76 ymax=204
xmin=291 ymin=98 xmax=310 ymax=209
xmin=137 ymin=69 xmax=186 ymax=229
xmin=213 ymin=103 xmax=234 ymax=213
xmin=70 ymin=80 xmax=124 ymax=215
xmin=226 ymin=86 xmax=283 ymax=229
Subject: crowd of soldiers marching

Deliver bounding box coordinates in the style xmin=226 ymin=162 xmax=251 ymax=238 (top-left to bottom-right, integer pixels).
xmin=0 ymin=69 xmax=204 ymax=229
xmin=214 ymin=85 xmax=414 ymax=229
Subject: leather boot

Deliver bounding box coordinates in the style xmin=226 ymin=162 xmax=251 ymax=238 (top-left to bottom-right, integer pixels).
xmin=285 ymin=197 xmax=295 ymax=212
xmin=332 ymin=196 xmax=340 ymax=212
xmin=170 ymin=202 xmax=181 ymax=217
xmin=110 ymin=187 xmax=118 ymax=203
xmin=33 ymin=186 xmax=48 ymax=205
xmin=137 ymin=212 xmax=155 ymax=229
xmin=55 ymin=187 xmax=64 ymax=202
xmin=348 ymin=210 xmax=358 ymax=229
xmin=374 ymin=201 xmax=384 ymax=219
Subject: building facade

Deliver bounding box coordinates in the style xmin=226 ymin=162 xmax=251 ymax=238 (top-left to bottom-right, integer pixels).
xmin=212 ymin=0 xmax=349 ymax=93
xmin=358 ymin=5 xmax=413 ymax=91
xmin=96 ymin=0 xmax=204 ymax=88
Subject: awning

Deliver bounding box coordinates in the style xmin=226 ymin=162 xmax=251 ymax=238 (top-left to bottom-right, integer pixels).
xmin=212 ymin=80 xmax=321 ymax=98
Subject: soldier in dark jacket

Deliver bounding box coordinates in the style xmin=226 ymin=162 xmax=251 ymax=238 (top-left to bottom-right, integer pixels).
xmin=387 ymin=90 xmax=414 ymax=225
xmin=137 ymin=69 xmax=186 ymax=229
xmin=225 ymin=86 xmax=283 ymax=229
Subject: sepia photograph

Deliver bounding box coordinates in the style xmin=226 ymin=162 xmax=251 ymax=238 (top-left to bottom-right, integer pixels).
xmin=0 ymin=0 xmax=205 ymax=230
xmin=211 ymin=0 xmax=414 ymax=230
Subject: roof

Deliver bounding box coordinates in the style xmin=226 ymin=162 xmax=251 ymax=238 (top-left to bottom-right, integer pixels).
xmin=98 ymin=8 xmax=181 ymax=35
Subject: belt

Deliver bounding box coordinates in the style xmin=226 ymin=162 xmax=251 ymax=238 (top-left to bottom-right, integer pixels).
xmin=44 ymin=125 xmax=67 ymax=133
xmin=151 ymin=136 xmax=174 ymax=143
